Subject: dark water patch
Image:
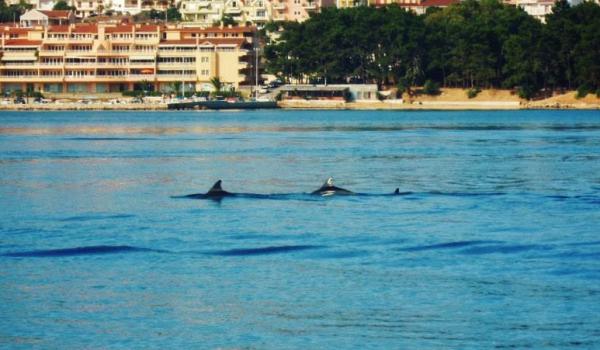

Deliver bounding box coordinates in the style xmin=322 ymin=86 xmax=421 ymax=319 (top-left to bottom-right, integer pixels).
xmin=461 ymin=244 xmax=551 ymax=255
xmin=3 ymin=245 xmax=163 ymax=258
xmin=210 ymin=245 xmax=322 ymax=256
xmin=398 ymin=240 xmax=502 ymax=252
xmin=64 ymin=137 xmax=156 ymax=141
xmin=548 ymin=251 xmax=600 ymax=260
xmin=566 ymin=240 xmax=600 ymax=247
xmin=59 ymin=214 xmax=136 ymax=222
xmin=545 ymin=194 xmax=600 ymax=205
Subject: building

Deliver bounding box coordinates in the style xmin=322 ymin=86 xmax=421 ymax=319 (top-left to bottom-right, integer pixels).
xmin=180 ymin=0 xmax=333 ymax=26
xmin=0 ymin=23 xmax=257 ymax=95
xmin=369 ymin=0 xmax=458 ymax=14
xmin=19 ymin=10 xmax=75 ymax=27
xmin=280 ymin=84 xmax=377 ymax=101
xmin=510 ymin=0 xmax=555 ymax=22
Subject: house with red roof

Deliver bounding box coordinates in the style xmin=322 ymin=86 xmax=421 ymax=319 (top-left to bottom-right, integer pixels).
xmin=19 ymin=9 xmax=75 ymax=27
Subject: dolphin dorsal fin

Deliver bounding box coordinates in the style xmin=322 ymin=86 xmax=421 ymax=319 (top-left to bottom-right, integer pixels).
xmin=394 ymin=188 xmax=400 ymax=195
xmin=208 ymin=180 xmax=223 ymax=193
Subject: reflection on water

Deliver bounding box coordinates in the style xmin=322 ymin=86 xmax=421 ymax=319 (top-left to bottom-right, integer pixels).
xmin=1 ymin=110 xmax=600 ymax=349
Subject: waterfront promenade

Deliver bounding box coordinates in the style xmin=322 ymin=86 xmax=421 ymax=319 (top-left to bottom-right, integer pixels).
xmin=1 ymin=89 xmax=598 ymax=110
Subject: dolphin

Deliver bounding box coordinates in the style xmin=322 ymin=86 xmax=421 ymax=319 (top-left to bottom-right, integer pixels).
xmin=176 ymin=178 xmax=406 ymax=200
xmin=179 ymin=180 xmax=234 ymax=199
xmin=311 ymin=177 xmax=354 ymax=196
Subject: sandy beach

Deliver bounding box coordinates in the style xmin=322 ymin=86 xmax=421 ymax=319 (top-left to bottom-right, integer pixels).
xmin=1 ymin=89 xmax=598 ymax=111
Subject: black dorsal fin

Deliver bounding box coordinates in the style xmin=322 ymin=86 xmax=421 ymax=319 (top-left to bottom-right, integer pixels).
xmin=208 ymin=180 xmax=223 ymax=193
xmin=394 ymin=188 xmax=400 ymax=195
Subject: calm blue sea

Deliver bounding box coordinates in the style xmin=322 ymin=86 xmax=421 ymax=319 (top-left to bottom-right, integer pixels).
xmin=1 ymin=110 xmax=599 ymax=349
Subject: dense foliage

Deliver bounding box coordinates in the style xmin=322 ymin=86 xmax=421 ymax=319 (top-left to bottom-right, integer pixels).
xmin=133 ymin=6 xmax=181 ymax=22
xmin=264 ymin=0 xmax=600 ymax=98
xmin=53 ymin=0 xmax=76 ymax=11
xmin=0 ymin=0 xmax=31 ymax=23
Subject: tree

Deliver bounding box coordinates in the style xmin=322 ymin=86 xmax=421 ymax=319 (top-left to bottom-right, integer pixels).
xmin=53 ymin=0 xmax=75 ymax=11
xmin=262 ymin=0 xmax=600 ymax=96
xmin=166 ymin=6 xmax=181 ymax=21
xmin=0 ymin=0 xmax=32 ymax=22
xmin=209 ymin=77 xmax=222 ymax=93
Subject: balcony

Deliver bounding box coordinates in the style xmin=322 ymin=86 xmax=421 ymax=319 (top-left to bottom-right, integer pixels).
xmin=272 ymin=2 xmax=286 ymax=9
xmin=0 ymin=75 xmax=42 ymax=82
xmin=157 ymin=62 xmax=195 ymax=68
xmin=38 ymin=50 xmax=65 ymax=56
xmin=39 ymin=62 xmax=64 ymax=67
xmin=130 ymin=63 xmax=156 ymax=69
xmin=96 ymin=75 xmax=130 ymax=81
xmin=303 ymin=2 xmax=317 ymax=9
xmin=65 ymin=51 xmax=94 ymax=57
xmin=64 ymin=63 xmax=97 ymax=67
xmin=0 ymin=62 xmax=37 ymax=67
xmin=225 ymin=7 xmax=242 ymax=14
xmin=156 ymin=74 xmax=197 ymax=82
xmin=128 ymin=74 xmax=156 ymax=81
xmin=64 ymin=75 xmax=96 ymax=81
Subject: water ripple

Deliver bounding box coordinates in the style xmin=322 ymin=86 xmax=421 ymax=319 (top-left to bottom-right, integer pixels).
xmin=3 ymin=245 xmax=163 ymax=258
xmin=209 ymin=245 xmax=323 ymax=256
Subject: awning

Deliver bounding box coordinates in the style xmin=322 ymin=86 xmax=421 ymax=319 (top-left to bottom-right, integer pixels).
xmin=1 ymin=55 xmax=37 ymax=61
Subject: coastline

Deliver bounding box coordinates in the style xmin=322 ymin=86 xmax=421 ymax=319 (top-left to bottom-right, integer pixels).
xmin=1 ymin=89 xmax=598 ymax=111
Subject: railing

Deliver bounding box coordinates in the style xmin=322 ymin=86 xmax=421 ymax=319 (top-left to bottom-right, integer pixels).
xmin=157 ymin=62 xmax=195 ymax=67
xmin=0 ymin=62 xmax=36 ymax=66
xmin=38 ymin=50 xmax=65 ymax=56
xmin=156 ymin=74 xmax=197 ymax=80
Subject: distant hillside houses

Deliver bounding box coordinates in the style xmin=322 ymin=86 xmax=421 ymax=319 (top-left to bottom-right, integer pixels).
xmin=5 ymin=0 xmax=593 ymax=26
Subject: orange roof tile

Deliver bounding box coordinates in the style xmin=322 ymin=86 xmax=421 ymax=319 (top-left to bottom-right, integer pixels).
xmin=1 ymin=26 xmax=31 ymax=33
xmin=39 ymin=10 xmax=72 ymax=19
xmin=4 ymin=39 xmax=42 ymax=46
xmin=72 ymin=24 xmax=98 ymax=33
xmin=48 ymin=25 xmax=70 ymax=33
xmin=104 ymin=25 xmax=134 ymax=33
xmin=136 ymin=24 xmax=160 ymax=32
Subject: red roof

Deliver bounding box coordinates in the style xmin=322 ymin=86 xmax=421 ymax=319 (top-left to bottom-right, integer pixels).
xmin=72 ymin=24 xmax=98 ymax=33
xmin=48 ymin=25 xmax=70 ymax=33
xmin=4 ymin=39 xmax=42 ymax=46
xmin=39 ymin=10 xmax=72 ymax=19
xmin=0 ymin=26 xmax=31 ymax=34
xmin=104 ymin=25 xmax=133 ymax=33
xmin=136 ymin=24 xmax=159 ymax=32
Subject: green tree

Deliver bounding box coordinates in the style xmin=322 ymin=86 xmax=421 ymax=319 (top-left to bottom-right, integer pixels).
xmin=209 ymin=77 xmax=222 ymax=93
xmin=53 ymin=0 xmax=75 ymax=11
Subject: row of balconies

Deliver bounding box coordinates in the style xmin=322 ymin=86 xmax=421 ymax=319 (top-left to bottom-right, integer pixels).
xmin=0 ymin=61 xmax=247 ymax=70
xmin=0 ymin=74 xmax=208 ymax=82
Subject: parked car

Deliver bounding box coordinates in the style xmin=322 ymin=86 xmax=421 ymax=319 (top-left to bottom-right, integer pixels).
xmin=13 ymin=97 xmax=26 ymax=104
xmin=268 ymin=80 xmax=283 ymax=88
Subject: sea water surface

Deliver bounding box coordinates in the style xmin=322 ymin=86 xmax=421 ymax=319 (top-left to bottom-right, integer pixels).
xmin=1 ymin=110 xmax=599 ymax=349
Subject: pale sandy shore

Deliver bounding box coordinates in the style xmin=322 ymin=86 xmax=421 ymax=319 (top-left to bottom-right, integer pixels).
xmin=1 ymin=90 xmax=598 ymax=111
